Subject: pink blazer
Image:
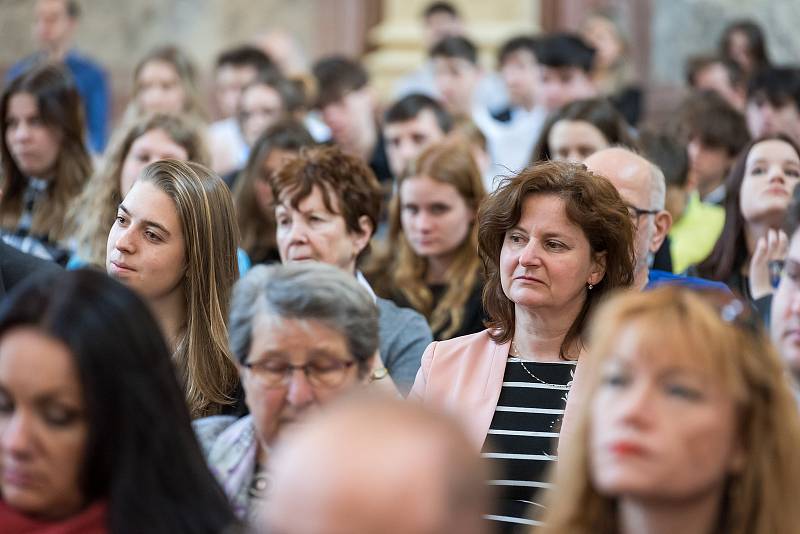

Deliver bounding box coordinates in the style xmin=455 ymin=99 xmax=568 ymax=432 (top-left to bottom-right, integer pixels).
xmin=409 ymin=329 xmax=589 ymax=450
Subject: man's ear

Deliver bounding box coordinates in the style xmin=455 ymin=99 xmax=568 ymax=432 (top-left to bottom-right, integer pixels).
xmin=650 ymin=210 xmax=673 ymax=254
xmin=352 ymin=214 xmax=374 ymax=256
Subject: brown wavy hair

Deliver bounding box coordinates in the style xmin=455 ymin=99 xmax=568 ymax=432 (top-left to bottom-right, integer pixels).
xmin=541 ymin=286 xmax=800 ymax=534
xmin=0 ymin=64 xmax=92 ymax=243
xmin=141 ymin=160 xmax=240 ymax=418
xmin=68 ymin=113 xmax=209 ymax=267
xmin=270 ymin=145 xmax=382 ymax=264
xmin=381 ymin=140 xmax=486 ymax=339
xmin=478 ymin=161 xmax=635 ymax=357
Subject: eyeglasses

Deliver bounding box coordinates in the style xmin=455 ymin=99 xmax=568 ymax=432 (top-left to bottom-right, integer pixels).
xmin=626 ymin=204 xmax=659 ymax=223
xmin=241 ymin=358 xmax=357 ymax=389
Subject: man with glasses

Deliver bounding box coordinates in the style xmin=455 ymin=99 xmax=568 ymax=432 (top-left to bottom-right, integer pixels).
xmin=585 ymin=147 xmax=728 ymax=291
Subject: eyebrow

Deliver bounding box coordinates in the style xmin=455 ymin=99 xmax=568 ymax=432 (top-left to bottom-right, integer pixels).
xmin=119 ymin=204 xmax=172 ymax=237
xmin=748 ymin=158 xmax=800 ymax=166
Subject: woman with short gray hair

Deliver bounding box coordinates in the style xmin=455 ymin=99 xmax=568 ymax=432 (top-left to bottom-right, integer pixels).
xmin=194 ymin=262 xmax=379 ymax=520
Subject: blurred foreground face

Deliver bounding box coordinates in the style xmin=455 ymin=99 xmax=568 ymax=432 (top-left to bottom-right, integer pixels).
xmin=590 ymin=322 xmax=743 ymax=501
xmin=0 ymin=327 xmax=87 ymax=519
xmin=240 ymin=314 xmax=361 ymax=448
xmin=771 ymin=231 xmax=800 ymax=380
xmin=264 ymin=398 xmax=489 ymax=534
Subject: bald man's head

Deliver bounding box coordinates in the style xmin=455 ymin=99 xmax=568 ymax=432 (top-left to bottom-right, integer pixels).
xmin=263 ymin=394 xmax=490 ymax=534
xmin=585 ymin=147 xmax=672 ymax=287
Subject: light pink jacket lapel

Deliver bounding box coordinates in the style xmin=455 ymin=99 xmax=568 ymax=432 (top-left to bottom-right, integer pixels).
xmin=409 ymin=329 xmax=590 ymax=452
xmin=409 ymin=330 xmax=509 ymax=449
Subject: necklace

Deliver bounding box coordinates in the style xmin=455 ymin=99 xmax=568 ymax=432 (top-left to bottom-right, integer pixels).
xmin=510 ymin=340 xmax=547 ymax=384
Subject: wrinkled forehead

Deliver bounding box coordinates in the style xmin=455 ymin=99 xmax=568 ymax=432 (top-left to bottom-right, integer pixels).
xmin=277 ymin=182 xmax=342 ymax=215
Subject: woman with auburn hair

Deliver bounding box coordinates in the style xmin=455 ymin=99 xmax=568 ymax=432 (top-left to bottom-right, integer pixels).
xmin=233 ymin=119 xmax=314 ymax=265
xmin=0 ymin=63 xmax=92 ymax=264
xmin=270 ymin=145 xmax=433 ymax=394
xmin=410 ymin=160 xmax=635 ymax=531
xmin=106 ymin=159 xmax=240 ymax=418
xmin=0 ymin=269 xmax=238 ymax=534
xmin=540 ymin=286 xmax=800 ymax=534
xmin=124 ymin=45 xmax=207 ymax=122
xmin=68 ymin=113 xmax=209 ymax=268
xmin=370 ymin=139 xmax=487 ymax=340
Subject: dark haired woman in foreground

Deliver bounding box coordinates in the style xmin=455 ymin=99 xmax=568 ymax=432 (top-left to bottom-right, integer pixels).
xmin=0 ymin=269 xmax=236 ymax=533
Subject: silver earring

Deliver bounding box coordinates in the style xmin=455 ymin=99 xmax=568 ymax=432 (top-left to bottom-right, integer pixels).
xmin=588 ymin=283 xmax=594 ymax=290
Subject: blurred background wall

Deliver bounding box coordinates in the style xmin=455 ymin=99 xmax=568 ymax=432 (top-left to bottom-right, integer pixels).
xmin=1 ymin=0 xmax=797 ymax=126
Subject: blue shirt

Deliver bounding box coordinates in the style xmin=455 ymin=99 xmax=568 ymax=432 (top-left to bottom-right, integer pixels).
xmin=646 ymin=269 xmax=731 ymax=293
xmin=7 ymin=50 xmax=110 ymax=153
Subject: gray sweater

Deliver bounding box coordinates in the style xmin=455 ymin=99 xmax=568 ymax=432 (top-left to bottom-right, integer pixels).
xmin=376 ymin=297 xmax=431 ymax=395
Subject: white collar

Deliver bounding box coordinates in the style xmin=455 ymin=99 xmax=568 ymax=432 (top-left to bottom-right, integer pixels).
xmin=355 ymin=271 xmax=377 ymax=303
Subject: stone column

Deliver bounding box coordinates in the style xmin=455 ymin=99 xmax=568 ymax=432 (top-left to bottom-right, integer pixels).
xmin=364 ymin=0 xmax=542 ymax=104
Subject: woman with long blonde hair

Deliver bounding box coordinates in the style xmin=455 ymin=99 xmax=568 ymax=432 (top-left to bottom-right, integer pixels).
xmin=106 ymin=159 xmax=240 ymax=418
xmin=68 ymin=113 xmax=208 ymax=267
xmin=372 ymin=139 xmax=486 ymax=340
xmin=541 ymin=286 xmax=800 ymax=534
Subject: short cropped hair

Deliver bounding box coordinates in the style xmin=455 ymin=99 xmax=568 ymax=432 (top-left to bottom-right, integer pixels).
xmin=429 ymin=36 xmax=478 ymax=65
xmin=228 ymin=263 xmax=379 ymax=376
xmin=312 ymin=56 xmax=369 ymax=109
xmin=423 ymin=1 xmax=459 ymax=19
xmin=384 ymin=93 xmax=453 ymax=133
xmin=498 ymin=35 xmax=540 ymax=67
xmin=536 ymin=33 xmax=596 ymax=72
xmin=747 ymin=67 xmax=800 ymax=109
xmin=215 ymin=45 xmax=276 ymax=76
xmin=477 ymin=161 xmax=635 ymax=355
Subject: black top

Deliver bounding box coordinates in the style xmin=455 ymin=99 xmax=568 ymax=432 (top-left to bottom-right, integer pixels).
xmin=392 ymin=277 xmax=486 ymax=341
xmin=428 ymin=279 xmax=485 ymax=340
xmin=481 ymin=357 xmax=576 ymax=533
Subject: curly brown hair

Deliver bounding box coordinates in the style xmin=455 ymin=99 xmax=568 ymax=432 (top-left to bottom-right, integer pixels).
xmin=478 ymin=161 xmax=635 ymax=357
xmin=270 ymin=145 xmax=382 ymax=262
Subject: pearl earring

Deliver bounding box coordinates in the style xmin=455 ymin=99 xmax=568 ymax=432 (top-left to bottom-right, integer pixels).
xmin=588 ymin=283 xmax=594 ymax=290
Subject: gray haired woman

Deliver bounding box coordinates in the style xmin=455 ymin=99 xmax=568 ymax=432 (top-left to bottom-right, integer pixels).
xmin=193 ymin=262 xmax=379 ymax=520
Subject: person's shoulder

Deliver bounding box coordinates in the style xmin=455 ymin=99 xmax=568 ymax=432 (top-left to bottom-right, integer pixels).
xmin=0 ymin=241 xmax=62 ymax=285
xmin=647 ymin=269 xmax=731 ymax=293
xmin=428 ymin=329 xmax=497 ymax=360
xmin=192 ymin=415 xmax=239 ymax=441
xmin=376 ymin=297 xmax=426 ymax=326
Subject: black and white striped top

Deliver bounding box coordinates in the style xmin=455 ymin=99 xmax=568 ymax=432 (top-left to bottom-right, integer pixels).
xmin=481 ymin=357 xmax=576 ymax=532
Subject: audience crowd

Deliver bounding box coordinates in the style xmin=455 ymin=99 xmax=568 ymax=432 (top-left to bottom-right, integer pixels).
xmin=2 ymin=1 xmax=800 ymax=533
